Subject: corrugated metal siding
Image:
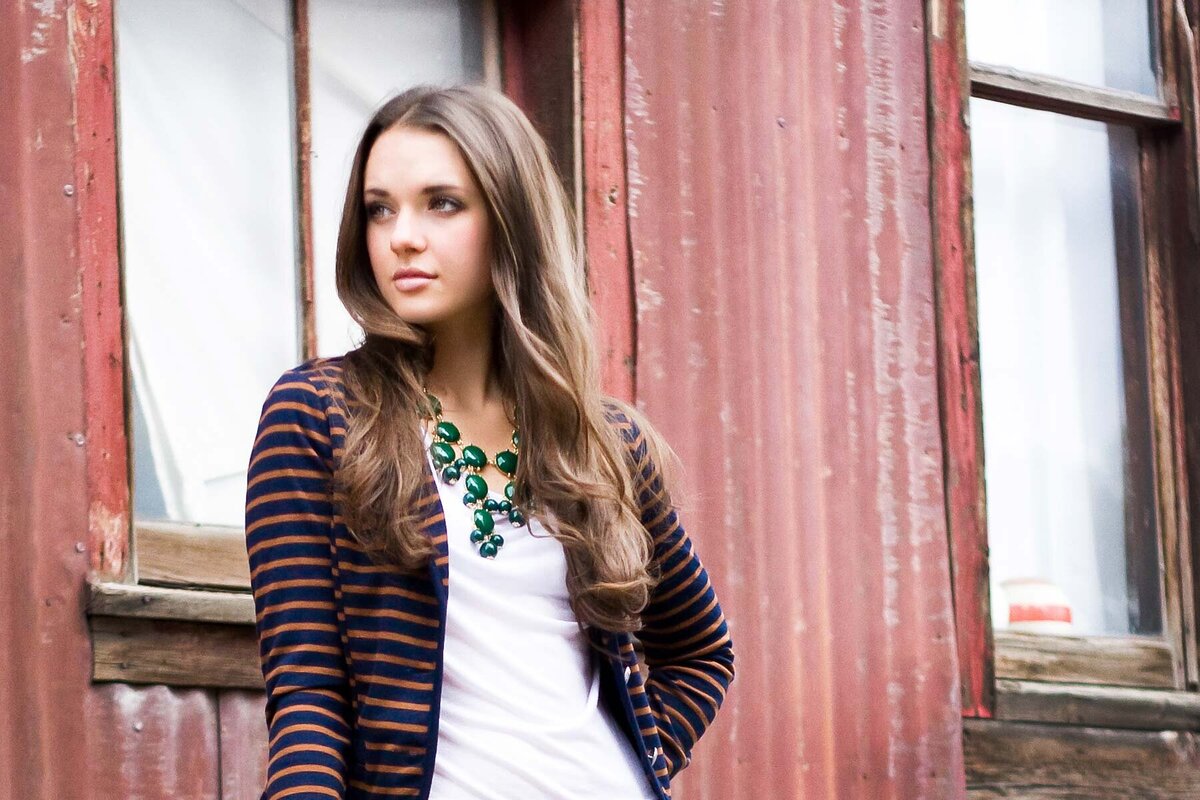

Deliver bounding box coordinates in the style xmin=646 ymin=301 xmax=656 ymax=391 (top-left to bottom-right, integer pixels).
xmin=622 ymin=2 xmax=966 ymax=798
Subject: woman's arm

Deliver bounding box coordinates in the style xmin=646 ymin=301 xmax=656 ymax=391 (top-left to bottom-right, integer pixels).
xmin=618 ymin=410 xmax=736 ymax=777
xmin=245 ymin=369 xmax=353 ymax=799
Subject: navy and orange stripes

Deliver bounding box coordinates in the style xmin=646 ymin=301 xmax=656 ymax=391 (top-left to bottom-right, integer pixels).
xmin=246 ymin=357 xmax=734 ymax=799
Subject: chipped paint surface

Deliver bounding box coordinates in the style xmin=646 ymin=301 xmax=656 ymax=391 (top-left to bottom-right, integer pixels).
xmin=624 ymin=1 xmax=965 ymax=796
xmin=88 ymin=498 xmax=127 ymax=579
xmin=20 ymin=0 xmax=60 ymax=62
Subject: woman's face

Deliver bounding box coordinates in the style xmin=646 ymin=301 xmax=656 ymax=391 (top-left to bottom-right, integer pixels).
xmin=363 ymin=125 xmax=494 ymax=334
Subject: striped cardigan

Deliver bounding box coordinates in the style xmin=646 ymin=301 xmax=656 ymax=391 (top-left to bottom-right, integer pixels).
xmin=245 ymin=356 xmax=735 ymax=799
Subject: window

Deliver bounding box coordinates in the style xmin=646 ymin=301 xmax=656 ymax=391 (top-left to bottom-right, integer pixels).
xmin=933 ymin=0 xmax=1200 ymax=715
xmin=116 ymin=0 xmax=496 ymax=538
xmin=83 ymin=0 xmax=584 ymax=689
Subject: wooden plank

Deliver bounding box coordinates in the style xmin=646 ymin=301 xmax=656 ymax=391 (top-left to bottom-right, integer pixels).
xmin=87 ymin=581 xmax=255 ymax=625
xmin=134 ymin=520 xmax=250 ymax=590
xmin=970 ymin=62 xmax=1180 ymax=125
xmin=995 ymin=679 xmax=1200 ymax=730
xmin=995 ymin=631 xmax=1175 ymax=689
xmin=579 ymin=0 xmax=635 ymax=401
xmin=72 ymin=0 xmax=133 ymax=584
xmin=1170 ymin=0 xmax=1200 ymax=690
xmin=964 ymin=718 xmax=1200 ymax=798
xmin=90 ymin=615 xmax=262 ymax=689
xmin=927 ymin=0 xmax=995 ymax=718
xmin=218 ymin=690 xmax=269 ymax=800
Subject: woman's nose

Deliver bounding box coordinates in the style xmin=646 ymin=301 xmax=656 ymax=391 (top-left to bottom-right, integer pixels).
xmin=389 ymin=209 xmax=427 ymax=253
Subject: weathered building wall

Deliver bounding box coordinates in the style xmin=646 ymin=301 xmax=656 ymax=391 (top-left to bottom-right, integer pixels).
xmin=0 ymin=0 xmax=967 ymax=798
xmin=622 ymin=1 xmax=966 ymax=797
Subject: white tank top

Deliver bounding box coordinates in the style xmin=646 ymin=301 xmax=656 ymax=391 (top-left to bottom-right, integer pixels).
xmin=423 ymin=432 xmax=657 ymax=800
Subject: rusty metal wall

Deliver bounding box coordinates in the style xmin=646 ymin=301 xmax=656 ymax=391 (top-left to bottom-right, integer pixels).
xmin=622 ymin=1 xmax=967 ymax=798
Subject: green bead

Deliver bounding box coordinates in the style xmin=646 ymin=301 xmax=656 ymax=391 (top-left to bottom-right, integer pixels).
xmin=484 ymin=498 xmax=499 ymax=512
xmin=474 ymin=509 xmax=495 ymax=533
xmin=462 ymin=444 xmax=487 ymax=468
xmin=441 ymin=465 xmax=461 ymax=484
xmin=465 ymin=474 xmax=489 ymax=499
xmin=479 ymin=541 xmax=499 ymax=558
xmin=508 ymin=508 xmax=526 ymax=527
xmin=430 ymin=442 xmax=455 ymax=466
xmin=512 ymin=431 xmax=520 ymax=447
xmin=470 ymin=529 xmax=485 ymax=543
xmin=435 ymin=421 xmax=460 ymax=443
xmin=489 ymin=533 xmax=505 ymax=548
xmin=426 ymin=394 xmax=442 ymax=416
xmin=463 ymin=493 xmax=478 ymax=506
xmin=498 ymin=500 xmax=512 ymax=513
xmin=495 ymin=450 xmax=518 ymax=476
xmin=454 ymin=458 xmax=467 ymax=470
xmin=504 ymin=482 xmax=515 ymax=500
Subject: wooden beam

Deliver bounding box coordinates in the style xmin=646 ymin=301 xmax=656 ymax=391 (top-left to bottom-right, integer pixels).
xmin=579 ymin=0 xmax=635 ymax=401
xmin=90 ymin=615 xmax=262 ymax=689
xmin=927 ymin=0 xmax=995 ymax=718
xmin=965 ymin=718 xmax=1200 ymax=798
xmin=87 ymin=581 xmax=255 ymax=625
xmin=995 ymin=678 xmax=1200 ymax=730
xmin=970 ymin=62 xmax=1180 ymax=126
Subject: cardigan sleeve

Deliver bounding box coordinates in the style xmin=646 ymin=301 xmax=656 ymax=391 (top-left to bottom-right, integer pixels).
xmin=618 ymin=409 xmax=736 ymax=777
xmin=245 ymin=369 xmax=353 ymax=800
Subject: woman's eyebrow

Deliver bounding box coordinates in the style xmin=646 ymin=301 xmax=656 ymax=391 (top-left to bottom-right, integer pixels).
xmin=363 ymin=183 xmax=465 ymax=198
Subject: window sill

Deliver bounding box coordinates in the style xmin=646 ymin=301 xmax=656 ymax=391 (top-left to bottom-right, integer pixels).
xmin=995 ymin=678 xmax=1200 ymax=731
xmin=85 ymin=580 xmax=262 ymax=690
xmin=995 ymin=630 xmax=1177 ymax=689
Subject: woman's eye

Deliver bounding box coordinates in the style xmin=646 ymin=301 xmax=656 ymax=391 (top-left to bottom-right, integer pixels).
xmin=430 ymin=196 xmax=461 ymax=213
xmin=365 ymin=203 xmax=391 ymax=220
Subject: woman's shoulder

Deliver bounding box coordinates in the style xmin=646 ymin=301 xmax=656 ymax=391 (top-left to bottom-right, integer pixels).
xmin=260 ymin=355 xmax=350 ymax=421
xmin=272 ymin=354 xmax=348 ymax=395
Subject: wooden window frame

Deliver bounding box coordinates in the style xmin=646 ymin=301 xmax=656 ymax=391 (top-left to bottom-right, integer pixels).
xmin=78 ymin=0 xmax=621 ymax=689
xmin=930 ymin=0 xmax=1200 ymax=725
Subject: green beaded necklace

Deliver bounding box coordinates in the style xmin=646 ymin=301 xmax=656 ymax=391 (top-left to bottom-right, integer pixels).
xmin=423 ymin=390 xmax=525 ymax=559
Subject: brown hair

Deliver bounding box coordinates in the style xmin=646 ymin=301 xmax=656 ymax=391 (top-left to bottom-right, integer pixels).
xmin=330 ymin=84 xmax=677 ymax=633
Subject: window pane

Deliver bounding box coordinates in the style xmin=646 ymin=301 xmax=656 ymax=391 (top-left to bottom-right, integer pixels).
xmin=309 ymin=0 xmax=487 ymax=357
xmin=116 ymin=0 xmax=299 ymax=526
xmin=966 ymin=0 xmax=1157 ymax=96
xmin=971 ymin=98 xmax=1161 ymax=636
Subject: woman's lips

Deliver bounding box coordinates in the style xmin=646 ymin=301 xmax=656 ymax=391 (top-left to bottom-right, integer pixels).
xmin=393 ymin=271 xmax=434 ymax=292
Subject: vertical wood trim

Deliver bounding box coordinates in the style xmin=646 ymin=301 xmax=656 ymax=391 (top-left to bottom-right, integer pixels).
xmin=1144 ymin=137 xmax=1190 ymax=689
xmin=1169 ymin=0 xmax=1200 ymax=687
xmin=927 ymin=0 xmax=994 ymax=718
xmin=579 ymin=0 xmax=634 ymax=402
xmin=290 ymin=0 xmax=316 ymax=361
xmin=1116 ymin=132 xmax=1162 ymax=639
xmin=499 ymin=0 xmax=577 ymax=197
xmin=72 ymin=0 xmax=132 ymax=583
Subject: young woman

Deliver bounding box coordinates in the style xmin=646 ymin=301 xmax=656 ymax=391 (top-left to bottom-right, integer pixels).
xmin=245 ymin=84 xmax=734 ymax=800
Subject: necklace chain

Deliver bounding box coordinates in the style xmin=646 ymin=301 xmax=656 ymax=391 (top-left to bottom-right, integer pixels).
xmin=422 ymin=388 xmax=523 ymax=559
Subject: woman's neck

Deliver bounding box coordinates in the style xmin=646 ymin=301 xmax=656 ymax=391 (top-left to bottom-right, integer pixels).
xmin=423 ymin=312 xmax=503 ymax=415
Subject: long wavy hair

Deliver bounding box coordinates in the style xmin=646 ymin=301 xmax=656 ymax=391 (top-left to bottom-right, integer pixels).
xmin=329 ymin=84 xmax=677 ymax=633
